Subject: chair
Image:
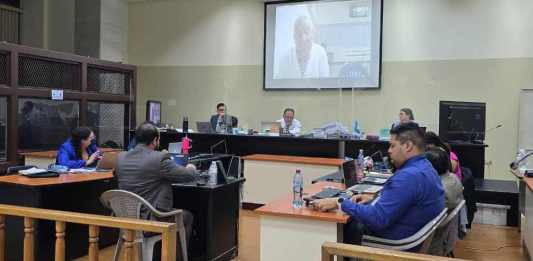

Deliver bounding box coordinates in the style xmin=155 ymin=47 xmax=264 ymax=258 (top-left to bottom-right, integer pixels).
xmin=461 ymin=167 xmax=477 ymax=228
xmin=361 ymin=208 xmax=448 ymax=253
xmin=100 ymin=190 xmax=188 ymax=261
xmin=5 ymin=165 xmax=36 ymax=175
xmin=231 ymin=116 xmax=238 ymax=128
xmin=428 ymin=200 xmax=466 ymax=256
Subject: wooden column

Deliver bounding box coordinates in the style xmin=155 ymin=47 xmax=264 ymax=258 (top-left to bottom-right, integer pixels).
xmin=23 ymin=217 xmax=34 ymax=261
xmin=123 ymin=230 xmax=135 ymax=261
xmin=161 ymin=231 xmax=176 ymax=261
xmin=88 ymin=225 xmax=100 ymax=261
xmin=54 ymin=221 xmax=66 ymax=261
xmin=0 ymin=215 xmax=5 ymax=261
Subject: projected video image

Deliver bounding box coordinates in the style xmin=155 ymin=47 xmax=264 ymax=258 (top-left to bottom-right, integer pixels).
xmin=265 ymin=0 xmax=382 ymax=89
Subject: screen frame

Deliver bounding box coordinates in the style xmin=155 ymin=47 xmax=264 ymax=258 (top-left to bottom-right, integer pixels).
xmin=146 ymin=100 xmax=162 ymax=126
xmin=438 ymin=100 xmax=486 ymax=143
xmin=263 ymin=0 xmax=384 ymax=91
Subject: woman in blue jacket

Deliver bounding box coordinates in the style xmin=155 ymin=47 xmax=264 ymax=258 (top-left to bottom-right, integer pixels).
xmin=56 ymin=127 xmax=100 ymax=168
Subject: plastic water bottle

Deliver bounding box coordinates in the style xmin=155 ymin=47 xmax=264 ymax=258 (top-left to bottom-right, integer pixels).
xmin=292 ymin=169 xmax=303 ymax=209
xmin=517 ymin=149 xmax=528 ymax=173
xmin=356 ymin=149 xmax=365 ymax=182
xmin=208 ymin=161 xmax=218 ymax=185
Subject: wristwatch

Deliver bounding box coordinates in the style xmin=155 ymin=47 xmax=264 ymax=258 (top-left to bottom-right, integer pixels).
xmin=337 ymin=197 xmax=345 ymax=208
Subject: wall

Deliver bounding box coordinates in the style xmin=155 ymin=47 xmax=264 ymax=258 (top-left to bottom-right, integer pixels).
xmin=129 ymin=0 xmax=533 ymax=181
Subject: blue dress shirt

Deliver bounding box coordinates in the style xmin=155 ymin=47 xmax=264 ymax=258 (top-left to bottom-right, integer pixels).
xmin=56 ymin=139 xmax=98 ymax=169
xmin=341 ymin=154 xmax=445 ymax=241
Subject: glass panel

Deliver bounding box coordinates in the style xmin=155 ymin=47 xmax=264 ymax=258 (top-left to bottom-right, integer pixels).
xmin=0 ymin=97 xmax=6 ymax=160
xmin=0 ymin=52 xmax=7 ymax=85
xmin=18 ymin=55 xmax=81 ymax=90
xmin=17 ymin=98 xmax=79 ymax=150
xmin=87 ymin=102 xmax=125 ymax=148
xmin=87 ymin=67 xmax=129 ymax=95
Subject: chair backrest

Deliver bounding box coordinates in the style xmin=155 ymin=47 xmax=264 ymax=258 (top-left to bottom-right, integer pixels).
xmin=363 ymin=208 xmax=448 ymax=252
xmin=440 ymin=200 xmax=466 ymax=228
xmin=100 ymin=189 xmax=154 ymax=220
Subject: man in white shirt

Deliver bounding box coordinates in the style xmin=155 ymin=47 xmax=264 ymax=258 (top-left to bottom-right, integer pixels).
xmin=277 ymin=108 xmax=302 ymax=136
xmin=276 ymin=16 xmax=330 ymax=79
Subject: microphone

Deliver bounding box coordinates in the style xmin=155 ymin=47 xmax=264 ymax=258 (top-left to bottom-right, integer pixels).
xmin=210 ymin=139 xmax=228 ymax=154
xmin=510 ymin=150 xmax=533 ymax=170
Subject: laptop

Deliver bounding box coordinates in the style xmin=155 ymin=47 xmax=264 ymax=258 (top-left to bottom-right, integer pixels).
xmin=96 ymin=152 xmax=119 ymax=171
xmin=342 ymin=159 xmax=384 ymax=194
xmin=311 ymin=159 xmax=356 ymax=199
xmin=196 ymin=121 xmax=213 ymax=133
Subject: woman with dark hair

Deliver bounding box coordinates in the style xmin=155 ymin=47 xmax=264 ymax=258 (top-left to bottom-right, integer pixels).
xmin=392 ymin=108 xmax=415 ymax=128
xmin=425 ymin=147 xmax=464 ymax=256
xmin=424 ymin=131 xmax=462 ymax=181
xmin=424 ymin=147 xmax=463 ymax=212
xmin=56 ymin=127 xmax=100 ymax=168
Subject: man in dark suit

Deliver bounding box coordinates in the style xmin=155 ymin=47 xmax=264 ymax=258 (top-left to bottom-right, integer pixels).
xmin=209 ymin=102 xmax=235 ymax=133
xmin=116 ymin=122 xmax=198 ymax=256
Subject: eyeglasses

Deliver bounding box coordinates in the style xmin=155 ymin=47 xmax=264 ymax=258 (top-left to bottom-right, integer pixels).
xmin=217 ymin=109 xmax=225 ymax=112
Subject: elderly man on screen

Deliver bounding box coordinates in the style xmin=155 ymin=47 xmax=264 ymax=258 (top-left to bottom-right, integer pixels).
xmin=276 ymin=16 xmax=330 ymax=79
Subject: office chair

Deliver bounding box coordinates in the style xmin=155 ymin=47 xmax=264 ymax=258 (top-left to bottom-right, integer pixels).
xmin=231 ymin=116 xmax=238 ymax=128
xmin=100 ymin=190 xmax=188 ymax=261
xmin=362 ymin=208 xmax=448 ymax=253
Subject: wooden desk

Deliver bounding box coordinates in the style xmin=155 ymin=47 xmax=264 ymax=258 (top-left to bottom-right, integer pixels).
xmin=21 ymin=148 xmax=121 ymax=169
xmin=242 ymin=154 xmax=344 ymax=205
xmin=255 ymin=182 xmax=349 ymax=261
xmin=0 ymin=172 xmax=116 ymax=261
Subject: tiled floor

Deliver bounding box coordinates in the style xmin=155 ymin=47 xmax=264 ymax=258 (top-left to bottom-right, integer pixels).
xmin=76 ymin=210 xmax=527 ymax=261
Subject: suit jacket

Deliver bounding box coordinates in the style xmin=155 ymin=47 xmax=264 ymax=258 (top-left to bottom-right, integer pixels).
xmin=209 ymin=114 xmax=233 ymax=132
xmin=116 ymin=144 xmax=197 ymax=220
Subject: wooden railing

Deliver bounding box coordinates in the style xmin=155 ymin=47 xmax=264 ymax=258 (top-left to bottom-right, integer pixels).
xmin=322 ymin=242 xmax=470 ymax=261
xmin=0 ymin=204 xmax=177 ymax=261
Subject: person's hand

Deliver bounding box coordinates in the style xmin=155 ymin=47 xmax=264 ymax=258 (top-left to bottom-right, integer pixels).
xmin=312 ymin=198 xmax=339 ymax=212
xmin=185 ymin=163 xmax=196 ymax=170
xmin=86 ymin=152 xmax=99 ymax=166
xmin=350 ymin=194 xmax=374 ymax=204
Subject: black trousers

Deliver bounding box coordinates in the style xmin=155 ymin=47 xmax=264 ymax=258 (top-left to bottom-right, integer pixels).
xmin=152 ymin=210 xmax=194 ymax=261
xmin=343 ymin=217 xmax=368 ymax=245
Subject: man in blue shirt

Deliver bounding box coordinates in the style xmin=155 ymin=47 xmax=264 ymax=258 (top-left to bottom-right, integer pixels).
xmin=314 ymin=122 xmax=444 ymax=248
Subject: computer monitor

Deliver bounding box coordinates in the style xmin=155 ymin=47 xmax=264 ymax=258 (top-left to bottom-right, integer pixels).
xmin=342 ymin=159 xmax=358 ymax=188
xmin=439 ymin=101 xmax=486 ymax=142
xmin=196 ymin=121 xmax=213 ymax=133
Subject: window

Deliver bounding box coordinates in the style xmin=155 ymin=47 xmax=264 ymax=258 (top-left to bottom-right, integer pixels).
xmin=17 ymin=98 xmax=79 ymax=150
xmin=87 ymin=102 xmax=125 ymax=148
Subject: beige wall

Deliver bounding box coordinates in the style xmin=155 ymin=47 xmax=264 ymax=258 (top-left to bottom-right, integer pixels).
xmin=129 ymin=0 xmax=533 ymax=181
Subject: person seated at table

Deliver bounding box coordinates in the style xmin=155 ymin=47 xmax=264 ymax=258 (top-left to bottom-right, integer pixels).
xmin=392 ymin=108 xmax=415 ymax=128
xmin=424 ymin=147 xmax=464 ymax=212
xmin=424 ymin=131 xmax=463 ymax=181
xmin=209 ymin=102 xmax=236 ymax=133
xmin=116 ymin=121 xmax=198 ymax=259
xmin=313 ymin=122 xmax=444 ymax=251
xmin=56 ymin=127 xmax=100 ymax=168
xmin=274 ymin=108 xmax=302 ymax=136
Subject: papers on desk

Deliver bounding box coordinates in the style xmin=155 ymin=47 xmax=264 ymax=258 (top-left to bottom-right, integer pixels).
xmin=69 ymin=168 xmax=96 ymax=173
xmin=19 ymin=167 xmax=48 ymax=175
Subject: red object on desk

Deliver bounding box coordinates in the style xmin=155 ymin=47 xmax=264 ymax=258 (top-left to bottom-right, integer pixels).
xmin=182 ymin=136 xmax=191 ymax=155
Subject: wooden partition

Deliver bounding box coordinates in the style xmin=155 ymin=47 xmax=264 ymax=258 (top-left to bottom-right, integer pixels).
xmin=321 ymin=242 xmax=469 ymax=261
xmin=0 ymin=204 xmax=176 ymax=261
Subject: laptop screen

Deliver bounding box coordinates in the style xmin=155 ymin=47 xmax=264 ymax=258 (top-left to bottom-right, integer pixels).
xmin=342 ymin=159 xmax=358 ymax=188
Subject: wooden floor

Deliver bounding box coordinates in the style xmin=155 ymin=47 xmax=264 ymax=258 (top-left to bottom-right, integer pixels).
xmin=76 ymin=210 xmax=527 ymax=261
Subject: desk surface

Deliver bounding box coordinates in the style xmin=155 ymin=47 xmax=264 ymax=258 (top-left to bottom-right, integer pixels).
xmin=21 ymin=148 xmax=121 ymax=159
xmin=255 ymin=181 xmax=349 ymax=224
xmin=0 ymin=172 xmax=114 ymax=187
xmin=242 ymin=154 xmax=344 ymax=167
